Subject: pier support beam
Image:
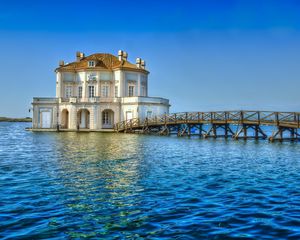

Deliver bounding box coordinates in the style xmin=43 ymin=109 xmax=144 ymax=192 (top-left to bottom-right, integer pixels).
xmin=203 ymin=124 xmax=235 ymax=139
xmin=269 ymin=127 xmax=300 ymax=142
xmin=234 ymin=124 xmax=267 ymax=140
xmin=159 ymin=125 xmax=170 ymax=135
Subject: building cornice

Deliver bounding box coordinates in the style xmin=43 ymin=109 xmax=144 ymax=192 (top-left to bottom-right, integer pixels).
xmin=55 ymin=67 xmax=149 ymax=75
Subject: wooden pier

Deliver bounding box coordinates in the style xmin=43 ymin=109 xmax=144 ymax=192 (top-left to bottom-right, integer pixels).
xmin=114 ymin=111 xmax=300 ymax=142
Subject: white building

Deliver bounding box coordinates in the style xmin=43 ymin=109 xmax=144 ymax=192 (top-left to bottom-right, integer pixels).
xmin=31 ymin=50 xmax=170 ymax=131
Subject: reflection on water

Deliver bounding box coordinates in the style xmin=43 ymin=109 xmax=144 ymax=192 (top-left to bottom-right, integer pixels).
xmin=1 ymin=122 xmax=300 ymax=239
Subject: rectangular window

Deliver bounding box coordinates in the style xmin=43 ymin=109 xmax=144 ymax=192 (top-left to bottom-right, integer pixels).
xmin=102 ymin=85 xmax=109 ymax=97
xmin=141 ymin=86 xmax=146 ymax=96
xmin=114 ymin=86 xmax=118 ymax=98
xmin=65 ymin=86 xmax=72 ymax=98
xmin=88 ymin=61 xmax=95 ymax=67
xmin=78 ymin=86 xmax=82 ymax=98
xmin=88 ymin=86 xmax=95 ymax=98
xmin=128 ymin=86 xmax=134 ymax=97
xmin=102 ymin=112 xmax=109 ymax=124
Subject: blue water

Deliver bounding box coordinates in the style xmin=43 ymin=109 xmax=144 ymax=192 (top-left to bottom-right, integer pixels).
xmin=1 ymin=122 xmax=300 ymax=239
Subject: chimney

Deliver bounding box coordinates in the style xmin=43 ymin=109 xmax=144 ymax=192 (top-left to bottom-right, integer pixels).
xmin=141 ymin=60 xmax=146 ymax=69
xmin=59 ymin=60 xmax=65 ymax=66
xmin=118 ymin=50 xmax=128 ymax=61
xmin=123 ymin=51 xmax=128 ymax=61
xmin=118 ymin=50 xmax=123 ymax=61
xmin=136 ymin=58 xmax=142 ymax=68
xmin=76 ymin=51 xmax=85 ymax=61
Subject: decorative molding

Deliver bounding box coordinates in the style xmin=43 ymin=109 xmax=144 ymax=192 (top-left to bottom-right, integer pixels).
xmin=127 ymin=80 xmax=137 ymax=84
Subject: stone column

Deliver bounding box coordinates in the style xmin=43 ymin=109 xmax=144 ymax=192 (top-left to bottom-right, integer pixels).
xmin=82 ymin=73 xmax=87 ymax=99
xmin=97 ymin=76 xmax=101 ymax=97
xmin=119 ymin=71 xmax=125 ymax=97
xmin=137 ymin=74 xmax=141 ymax=96
xmin=146 ymin=75 xmax=148 ymax=96
xmin=69 ymin=105 xmax=77 ymax=129
xmin=56 ymin=72 xmax=62 ymax=98
xmin=33 ymin=105 xmax=39 ymax=128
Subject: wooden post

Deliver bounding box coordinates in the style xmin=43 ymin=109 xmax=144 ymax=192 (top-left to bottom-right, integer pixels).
xmin=213 ymin=125 xmax=217 ymax=138
xmin=241 ymin=111 xmax=244 ymax=124
xmin=243 ymin=125 xmax=247 ymax=139
xmin=199 ymin=124 xmax=203 ymax=137
xmin=290 ymin=128 xmax=295 ymax=139
xmin=275 ymin=112 xmax=279 ymax=126
xmin=279 ymin=127 xmax=283 ymax=140
xmin=255 ymin=125 xmax=259 ymax=139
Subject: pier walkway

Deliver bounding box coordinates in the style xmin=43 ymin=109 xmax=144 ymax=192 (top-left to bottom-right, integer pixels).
xmin=115 ymin=111 xmax=300 ymax=142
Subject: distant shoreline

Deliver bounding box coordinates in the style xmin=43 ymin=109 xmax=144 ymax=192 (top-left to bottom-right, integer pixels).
xmin=0 ymin=117 xmax=32 ymax=122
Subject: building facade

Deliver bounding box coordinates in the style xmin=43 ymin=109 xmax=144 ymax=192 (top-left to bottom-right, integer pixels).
xmin=31 ymin=51 xmax=170 ymax=131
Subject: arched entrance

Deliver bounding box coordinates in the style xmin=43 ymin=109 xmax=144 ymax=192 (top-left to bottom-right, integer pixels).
xmin=102 ymin=109 xmax=114 ymax=129
xmin=77 ymin=109 xmax=90 ymax=129
xmin=61 ymin=109 xmax=69 ymax=129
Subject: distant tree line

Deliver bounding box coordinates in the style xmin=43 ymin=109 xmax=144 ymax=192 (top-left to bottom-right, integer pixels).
xmin=0 ymin=117 xmax=32 ymax=122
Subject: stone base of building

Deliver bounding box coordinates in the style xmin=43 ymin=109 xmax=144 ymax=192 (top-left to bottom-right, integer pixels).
xmin=31 ymin=96 xmax=170 ymax=131
xmin=26 ymin=128 xmax=115 ymax=132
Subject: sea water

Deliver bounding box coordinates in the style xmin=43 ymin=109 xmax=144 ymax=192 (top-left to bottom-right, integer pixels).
xmin=0 ymin=122 xmax=300 ymax=239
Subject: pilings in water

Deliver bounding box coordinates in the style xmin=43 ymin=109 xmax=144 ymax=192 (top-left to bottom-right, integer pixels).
xmin=203 ymin=123 xmax=234 ymax=139
xmin=269 ymin=127 xmax=300 ymax=142
xmin=233 ymin=124 xmax=267 ymax=140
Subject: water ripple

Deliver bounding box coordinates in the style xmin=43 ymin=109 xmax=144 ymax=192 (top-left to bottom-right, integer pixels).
xmin=0 ymin=122 xmax=300 ymax=239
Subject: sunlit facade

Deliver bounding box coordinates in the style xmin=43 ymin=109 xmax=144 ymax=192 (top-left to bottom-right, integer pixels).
xmin=31 ymin=51 xmax=170 ymax=131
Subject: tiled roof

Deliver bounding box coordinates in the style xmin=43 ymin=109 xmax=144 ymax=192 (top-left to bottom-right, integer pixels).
xmin=56 ymin=53 xmax=148 ymax=73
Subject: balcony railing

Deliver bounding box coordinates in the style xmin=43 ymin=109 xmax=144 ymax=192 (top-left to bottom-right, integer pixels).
xmin=34 ymin=96 xmax=169 ymax=105
xmin=33 ymin=97 xmax=58 ymax=103
xmin=78 ymin=97 xmax=101 ymax=103
xmin=58 ymin=97 xmax=120 ymax=103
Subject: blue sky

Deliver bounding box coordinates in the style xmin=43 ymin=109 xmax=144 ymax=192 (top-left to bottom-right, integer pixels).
xmin=1 ymin=0 xmax=300 ymax=117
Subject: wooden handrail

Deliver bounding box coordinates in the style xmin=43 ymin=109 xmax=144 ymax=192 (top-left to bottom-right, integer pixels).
xmin=115 ymin=110 xmax=300 ymax=131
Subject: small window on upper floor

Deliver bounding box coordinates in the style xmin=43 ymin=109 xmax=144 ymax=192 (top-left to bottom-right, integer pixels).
xmin=128 ymin=86 xmax=134 ymax=97
xmin=88 ymin=61 xmax=95 ymax=67
xmin=88 ymin=86 xmax=95 ymax=98
xmin=78 ymin=86 xmax=82 ymax=98
xmin=65 ymin=86 xmax=72 ymax=98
